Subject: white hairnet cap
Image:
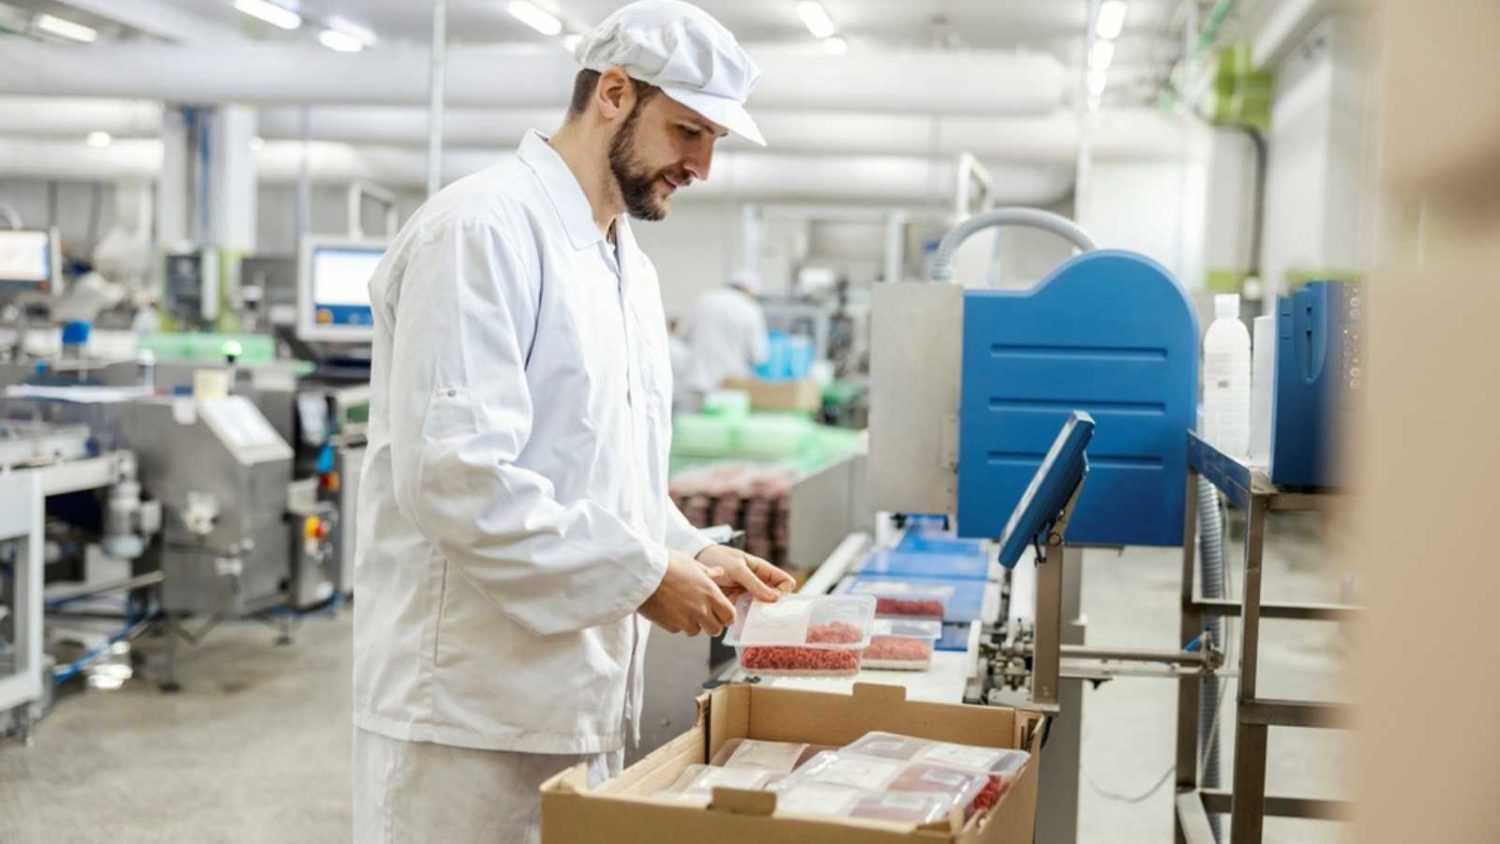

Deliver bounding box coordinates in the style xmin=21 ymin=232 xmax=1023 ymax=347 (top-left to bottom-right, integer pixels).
xmin=574 ymin=0 xmax=766 ymax=146
xmin=730 ymin=268 xmax=761 ymax=292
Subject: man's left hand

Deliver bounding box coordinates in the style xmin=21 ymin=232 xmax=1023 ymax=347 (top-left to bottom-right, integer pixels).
xmin=695 ymin=545 xmax=796 ymax=603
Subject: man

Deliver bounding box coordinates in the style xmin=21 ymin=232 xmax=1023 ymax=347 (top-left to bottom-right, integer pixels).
xmin=351 ymin=3 xmax=793 ymax=841
xmin=685 ymin=267 xmax=771 ymax=393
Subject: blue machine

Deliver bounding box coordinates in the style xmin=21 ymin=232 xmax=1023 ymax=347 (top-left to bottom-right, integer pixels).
xmin=956 ymin=251 xmax=1198 ymax=546
xmin=1270 ymin=280 xmax=1364 ymax=489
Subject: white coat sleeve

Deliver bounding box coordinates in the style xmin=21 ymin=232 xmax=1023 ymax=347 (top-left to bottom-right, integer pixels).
xmin=663 ymin=499 xmax=715 ymax=558
xmin=749 ymin=303 xmax=770 ymax=365
xmin=385 ymin=217 xmax=668 ymax=637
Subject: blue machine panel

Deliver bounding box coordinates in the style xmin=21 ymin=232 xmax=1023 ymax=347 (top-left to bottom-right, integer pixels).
xmin=1270 ymin=281 xmax=1363 ymax=489
xmin=957 ymin=251 xmax=1198 ymax=546
xmin=860 ymin=547 xmax=990 ymax=580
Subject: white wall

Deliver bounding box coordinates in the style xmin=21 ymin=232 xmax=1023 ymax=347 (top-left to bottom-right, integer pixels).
xmin=1260 ymin=14 xmax=1378 ymax=298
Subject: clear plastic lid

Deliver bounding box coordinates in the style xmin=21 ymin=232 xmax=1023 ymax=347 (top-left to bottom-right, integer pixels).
xmin=789 ymin=751 xmax=906 ymax=792
xmin=723 ymin=594 xmax=877 ymax=650
xmin=869 ymin=619 xmax=943 ymax=640
xmin=710 ymin=738 xmax=812 ymax=774
xmin=772 ymin=782 xmax=949 ymax=826
xmin=843 ymin=732 xmax=1031 ymax=778
xmin=655 ymin=764 xmax=780 ymax=804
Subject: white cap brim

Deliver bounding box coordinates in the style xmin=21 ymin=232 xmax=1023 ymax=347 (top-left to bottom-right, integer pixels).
xmin=657 ymin=84 xmax=766 ymax=147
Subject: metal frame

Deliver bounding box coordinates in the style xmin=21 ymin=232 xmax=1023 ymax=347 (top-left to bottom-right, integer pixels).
xmin=0 ymin=470 xmax=44 ymax=738
xmin=1174 ymin=432 xmax=1358 ymax=843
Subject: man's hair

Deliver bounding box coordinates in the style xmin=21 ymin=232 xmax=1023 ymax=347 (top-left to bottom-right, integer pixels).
xmin=567 ymin=69 xmax=660 ymax=118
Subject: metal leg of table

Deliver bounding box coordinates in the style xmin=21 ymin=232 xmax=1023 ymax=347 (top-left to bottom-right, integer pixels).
xmin=1174 ymin=470 xmax=1201 ymax=843
xmin=1230 ymin=498 xmax=1269 ymax=843
xmin=1036 ymin=545 xmax=1085 ymax=844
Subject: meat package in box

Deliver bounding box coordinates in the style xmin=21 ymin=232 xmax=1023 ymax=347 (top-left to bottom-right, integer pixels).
xmin=653 ymin=764 xmax=781 ymax=806
xmin=843 ymin=731 xmax=1032 ymax=814
xmin=784 ymin=751 xmax=989 ymax=821
xmin=724 ymin=594 xmax=876 ymax=677
xmin=709 ymin=738 xmax=827 ymax=774
xmin=540 ymin=683 xmax=1045 ymax=844
xmin=863 ymin=619 xmax=943 ymax=670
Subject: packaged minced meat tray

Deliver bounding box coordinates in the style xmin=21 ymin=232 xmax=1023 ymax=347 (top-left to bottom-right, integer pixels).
xmin=653 ymin=764 xmax=780 ymax=805
xmin=772 ymin=782 xmax=950 ymax=826
xmin=862 ymin=619 xmax=943 ymax=670
xmin=841 ymin=732 xmax=1031 ymax=813
xmin=849 ymin=580 xmax=953 ymax=619
xmin=787 ymin=751 xmax=906 ymax=791
xmin=725 ymin=594 xmax=876 ymax=677
xmin=710 ymin=738 xmax=821 ymax=774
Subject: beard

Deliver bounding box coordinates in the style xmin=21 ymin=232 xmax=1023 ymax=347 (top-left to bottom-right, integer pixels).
xmin=608 ymin=101 xmax=687 ymax=222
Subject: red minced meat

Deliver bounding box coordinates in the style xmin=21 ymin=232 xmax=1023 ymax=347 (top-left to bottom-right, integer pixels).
xmin=863 ymin=636 xmax=934 ymax=667
xmin=741 ymin=621 xmax=864 ymax=675
xmin=873 ymin=597 xmax=947 ymax=618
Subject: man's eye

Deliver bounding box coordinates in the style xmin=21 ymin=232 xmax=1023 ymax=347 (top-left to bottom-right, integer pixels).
xmin=679 ymin=125 xmax=702 ymax=137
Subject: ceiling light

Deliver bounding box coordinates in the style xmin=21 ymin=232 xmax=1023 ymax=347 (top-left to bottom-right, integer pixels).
xmin=35 ymin=13 xmax=98 ymax=43
xmin=1088 ymin=95 xmax=1102 ymax=112
xmin=1095 ymin=1 xmax=1128 ymax=41
xmin=319 ymin=28 xmax=363 ymax=52
xmin=561 ymin=33 xmax=582 ymax=52
xmin=796 ymin=1 xmax=836 ymax=40
xmin=507 ymin=1 xmax=562 ymax=36
xmin=822 ymin=35 xmax=848 ymax=56
xmin=232 ymin=0 xmax=301 ymax=31
xmin=326 ymin=15 xmax=376 ymax=46
xmin=1088 ymin=38 xmax=1115 ymax=72
xmin=1087 ymin=70 xmax=1108 ymax=98
xmin=86 ymin=131 xmax=111 ymax=148
xmin=250 ymin=136 xmax=266 ymax=151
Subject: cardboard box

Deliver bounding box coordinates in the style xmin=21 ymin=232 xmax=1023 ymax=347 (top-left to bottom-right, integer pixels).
xmin=1379 ymin=0 xmax=1500 ymax=201
xmin=541 ymin=683 xmax=1044 ymax=843
xmin=723 ymin=377 xmax=822 ymax=413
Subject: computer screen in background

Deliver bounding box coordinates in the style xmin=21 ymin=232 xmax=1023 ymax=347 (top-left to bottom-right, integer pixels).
xmin=0 ymin=230 xmax=54 ymax=285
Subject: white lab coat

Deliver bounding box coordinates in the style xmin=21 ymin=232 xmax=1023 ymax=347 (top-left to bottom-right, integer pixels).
xmin=353 ymin=130 xmax=714 ymax=800
xmin=685 ymin=286 xmax=769 ymax=392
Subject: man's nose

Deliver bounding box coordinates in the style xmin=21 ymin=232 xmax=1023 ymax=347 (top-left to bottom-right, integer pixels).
xmin=683 ymin=140 xmax=714 ymax=183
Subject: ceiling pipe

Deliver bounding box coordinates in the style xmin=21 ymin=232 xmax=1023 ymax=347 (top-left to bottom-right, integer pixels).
xmin=0 ymin=138 xmax=1075 ymax=206
xmin=0 ymin=40 xmax=1066 ymax=115
xmin=0 ymin=96 xmax=1193 ymax=164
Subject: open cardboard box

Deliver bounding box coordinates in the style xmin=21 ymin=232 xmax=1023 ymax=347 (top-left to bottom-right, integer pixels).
xmin=541 ymin=683 xmax=1045 ymax=843
xmin=722 ymin=376 xmax=822 ymax=413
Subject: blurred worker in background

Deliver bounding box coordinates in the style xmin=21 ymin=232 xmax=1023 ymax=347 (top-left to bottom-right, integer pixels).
xmin=351 ymin=2 xmax=793 ymax=842
xmin=686 ymin=267 xmax=770 ymax=393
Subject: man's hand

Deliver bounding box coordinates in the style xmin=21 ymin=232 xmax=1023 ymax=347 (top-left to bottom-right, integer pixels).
xmin=639 ymin=550 xmax=737 ymax=636
xmin=695 ymin=545 xmax=796 ymax=603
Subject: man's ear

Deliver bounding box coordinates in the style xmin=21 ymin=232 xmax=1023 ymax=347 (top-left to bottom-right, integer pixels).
xmin=594 ymin=67 xmax=635 ymax=122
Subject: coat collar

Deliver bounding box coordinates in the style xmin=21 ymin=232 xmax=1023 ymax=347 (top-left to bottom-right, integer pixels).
xmin=517 ymin=129 xmax=613 ymax=252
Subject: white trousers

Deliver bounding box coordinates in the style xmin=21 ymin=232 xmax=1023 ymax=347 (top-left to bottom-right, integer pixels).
xmin=352 ymin=728 xmax=622 ymax=844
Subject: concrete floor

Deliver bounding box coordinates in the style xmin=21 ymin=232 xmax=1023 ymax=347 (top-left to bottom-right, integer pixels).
xmin=0 ymin=512 xmax=1351 ymax=843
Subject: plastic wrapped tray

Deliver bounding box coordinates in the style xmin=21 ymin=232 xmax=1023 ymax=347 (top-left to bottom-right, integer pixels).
xmin=849 ymin=580 xmax=953 ymax=620
xmin=725 ymin=594 xmax=876 ymax=677
xmin=709 ymin=738 xmax=825 ymax=774
xmin=841 ymin=731 xmax=1029 ymax=813
xmin=841 ymin=575 xmax=986 ymax=623
xmin=782 ymin=751 xmax=990 ymax=821
xmin=862 ymin=619 xmax=943 ymax=670
xmin=772 ymin=782 xmax=950 ymax=826
xmin=653 ymin=764 xmax=781 ymax=805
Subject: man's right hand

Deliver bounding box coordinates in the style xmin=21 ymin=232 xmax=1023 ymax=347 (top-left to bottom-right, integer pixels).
xmin=640 ymin=550 xmax=737 ymax=636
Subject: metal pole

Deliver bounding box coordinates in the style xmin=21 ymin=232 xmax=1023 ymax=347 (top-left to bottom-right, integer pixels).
xmin=426 ymin=0 xmax=447 ymax=198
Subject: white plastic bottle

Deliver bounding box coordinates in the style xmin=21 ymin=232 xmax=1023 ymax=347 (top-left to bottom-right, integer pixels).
xmin=1203 ymin=294 xmax=1252 ymax=459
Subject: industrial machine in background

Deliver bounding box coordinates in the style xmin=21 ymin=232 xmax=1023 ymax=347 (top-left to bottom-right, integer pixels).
xmin=1269 ymin=279 xmax=1364 ymax=489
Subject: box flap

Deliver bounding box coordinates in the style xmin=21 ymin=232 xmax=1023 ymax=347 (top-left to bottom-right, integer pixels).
xmin=708 ymin=787 xmax=778 ymax=817
xmin=851 ymin=682 xmax=908 ymax=706
xmin=540 ymin=763 xmax=591 ymax=796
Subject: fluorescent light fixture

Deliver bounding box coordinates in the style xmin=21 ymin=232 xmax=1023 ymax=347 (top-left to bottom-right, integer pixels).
xmin=250 ymin=136 xmax=266 ymax=151
xmin=1095 ymin=0 xmax=1128 ymax=40
xmin=233 ymin=0 xmax=301 ymax=31
xmin=86 ymin=131 xmax=111 ymax=148
xmin=35 ymin=13 xmax=98 ymax=43
xmin=1087 ymin=70 xmax=1108 ymax=98
xmin=796 ymin=1 xmax=837 ymax=39
xmin=561 ymin=33 xmax=582 ymax=52
xmin=507 ymin=1 xmax=562 ymax=36
xmin=1088 ymin=38 xmax=1115 ymax=71
xmin=319 ymin=28 xmax=363 ymax=52
xmin=326 ymin=15 xmax=376 ymax=46
xmin=822 ymin=35 xmax=847 ymax=56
